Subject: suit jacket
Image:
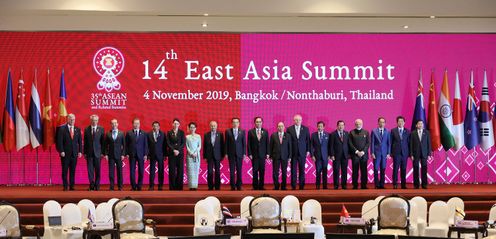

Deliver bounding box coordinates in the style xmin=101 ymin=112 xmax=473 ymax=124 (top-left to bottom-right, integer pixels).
xmin=348 ymin=128 xmax=370 ymax=161
xmin=370 ymin=128 xmax=391 ymax=159
xmin=270 ymin=132 xmax=292 ymax=160
xmin=166 ymin=129 xmax=185 ymax=157
xmin=391 ymin=127 xmax=410 ymax=157
xmin=148 ymin=130 xmax=166 ymax=160
xmin=203 ymin=131 xmax=225 ymax=161
xmin=56 ymin=124 xmax=82 ymax=158
xmin=329 ymin=130 xmax=350 ymax=160
xmin=247 ymin=128 xmax=269 ymax=160
xmin=311 ymin=131 xmax=330 ymax=161
xmin=83 ymin=125 xmax=104 ymax=158
xmin=287 ymin=125 xmax=311 ymax=159
xmin=410 ymin=129 xmax=431 ymax=159
xmin=104 ymin=130 xmax=126 ymax=159
xmin=225 ymin=128 xmax=246 ymax=159
xmin=125 ymin=129 xmax=148 ymax=159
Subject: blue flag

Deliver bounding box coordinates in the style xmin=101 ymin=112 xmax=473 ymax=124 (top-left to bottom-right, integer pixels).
xmin=411 ymin=69 xmax=427 ymax=130
xmin=464 ymin=70 xmax=479 ymax=150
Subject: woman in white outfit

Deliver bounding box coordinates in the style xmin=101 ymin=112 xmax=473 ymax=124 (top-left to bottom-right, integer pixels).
xmin=186 ymin=122 xmax=201 ymax=190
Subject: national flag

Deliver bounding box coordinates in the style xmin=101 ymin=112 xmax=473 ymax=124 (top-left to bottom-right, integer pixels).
xmin=29 ymin=69 xmax=43 ymax=148
xmin=221 ymin=205 xmax=233 ymax=219
xmin=464 ymin=70 xmax=479 ymax=150
xmin=57 ymin=69 xmax=68 ymax=126
xmin=428 ymin=70 xmax=442 ymax=150
xmin=478 ymin=70 xmax=494 ymax=151
xmin=2 ymin=70 xmax=16 ymax=152
xmin=15 ymin=71 xmax=29 ymax=151
xmin=42 ymin=68 xmax=55 ymax=150
xmin=438 ymin=70 xmax=455 ymax=151
xmin=411 ymin=69 xmax=427 ymax=131
xmin=339 ymin=204 xmax=350 ymax=223
xmin=452 ymin=70 xmax=464 ymax=151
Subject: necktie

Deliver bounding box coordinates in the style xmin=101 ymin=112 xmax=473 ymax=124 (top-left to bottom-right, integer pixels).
xmin=399 ymin=128 xmax=403 ymax=140
xmin=154 ymin=132 xmax=157 ymax=142
xmin=135 ymin=130 xmax=138 ymax=136
xmin=296 ymin=126 xmax=300 ymax=139
xmin=380 ymin=129 xmax=383 ymax=140
xmin=234 ymin=129 xmax=238 ymax=140
xmin=257 ymin=129 xmax=261 ymax=140
xmin=339 ymin=131 xmax=343 ymax=142
xmin=211 ymin=132 xmax=216 ymax=145
xmin=279 ymin=133 xmax=283 ymax=144
xmin=418 ymin=130 xmax=422 ymax=141
xmin=112 ymin=130 xmax=117 ymax=140
xmin=92 ymin=127 xmax=96 ymax=139
xmin=70 ymin=126 xmax=74 ymax=139
xmin=319 ymin=132 xmax=323 ymax=144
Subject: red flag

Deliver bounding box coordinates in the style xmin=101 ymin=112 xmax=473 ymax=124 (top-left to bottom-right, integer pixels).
xmin=2 ymin=70 xmax=16 ymax=152
xmin=15 ymin=70 xmax=29 ymax=151
xmin=428 ymin=70 xmax=442 ymax=150
xmin=42 ymin=69 xmax=55 ymax=149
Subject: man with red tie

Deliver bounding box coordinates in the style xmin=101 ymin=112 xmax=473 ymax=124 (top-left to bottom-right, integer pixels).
xmin=270 ymin=122 xmax=292 ymax=190
xmin=56 ymin=113 xmax=82 ymax=191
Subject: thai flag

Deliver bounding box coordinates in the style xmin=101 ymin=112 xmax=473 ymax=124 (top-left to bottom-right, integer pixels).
xmin=29 ymin=69 xmax=43 ymax=148
xmin=2 ymin=70 xmax=16 ymax=152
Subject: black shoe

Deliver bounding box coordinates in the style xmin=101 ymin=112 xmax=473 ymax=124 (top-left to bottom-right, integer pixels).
xmin=352 ymin=186 xmax=358 ymax=190
xmin=299 ymin=186 xmax=304 ymax=190
xmin=414 ymin=186 xmax=420 ymax=189
xmin=281 ymin=187 xmax=287 ymax=190
xmin=380 ymin=186 xmax=386 ymax=189
xmin=422 ymin=186 xmax=428 ymax=189
xmin=63 ymin=187 xmax=68 ymax=191
xmin=401 ymin=185 xmax=407 ymax=189
xmin=323 ymin=186 xmax=328 ymax=190
xmin=109 ymin=187 xmax=114 ymax=191
xmin=208 ymin=188 xmax=213 ymax=191
xmin=291 ymin=186 xmax=296 ymax=190
xmin=158 ymin=186 xmax=163 ymax=191
xmin=342 ymin=186 xmax=347 ymax=190
xmin=230 ymin=187 xmax=236 ymax=191
xmin=118 ymin=187 xmax=123 ymax=191
xmin=316 ymin=186 xmax=320 ymax=190
xmin=273 ymin=187 xmax=279 ymax=190
xmin=94 ymin=186 xmax=100 ymax=191
xmin=393 ymin=185 xmax=398 ymax=189
xmin=259 ymin=187 xmax=266 ymax=190
xmin=334 ymin=186 xmax=339 ymax=190
xmin=361 ymin=186 xmax=368 ymax=189
xmin=375 ymin=186 xmax=380 ymax=189
xmin=237 ymin=186 xmax=242 ymax=191
xmin=148 ymin=186 xmax=154 ymax=191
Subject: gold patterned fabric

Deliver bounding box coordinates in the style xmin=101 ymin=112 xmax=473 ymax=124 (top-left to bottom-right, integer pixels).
xmin=250 ymin=196 xmax=281 ymax=228
xmin=378 ymin=196 xmax=409 ymax=228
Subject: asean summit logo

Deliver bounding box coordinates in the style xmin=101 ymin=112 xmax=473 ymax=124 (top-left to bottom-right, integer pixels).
xmin=93 ymin=46 xmax=125 ymax=92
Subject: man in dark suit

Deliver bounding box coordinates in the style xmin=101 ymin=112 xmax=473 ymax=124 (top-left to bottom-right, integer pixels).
xmin=247 ymin=116 xmax=270 ymax=190
xmin=203 ymin=121 xmax=225 ymax=190
xmin=370 ymin=117 xmax=391 ymax=189
xmin=56 ymin=113 xmax=82 ymax=191
xmin=166 ymin=118 xmax=186 ymax=191
xmin=83 ymin=114 xmax=104 ymax=191
xmin=311 ymin=121 xmax=330 ymax=190
xmin=103 ymin=119 xmax=125 ymax=191
xmin=147 ymin=121 xmax=166 ymax=191
xmin=225 ymin=117 xmax=246 ymax=190
xmin=348 ymin=119 xmax=370 ymax=189
xmin=390 ymin=116 xmax=410 ymax=189
xmin=270 ymin=122 xmax=292 ymax=190
xmin=410 ymin=120 xmax=431 ymax=189
xmin=286 ymin=114 xmax=311 ymax=190
xmin=329 ymin=120 xmax=350 ymax=189
xmin=125 ymin=118 xmax=148 ymax=191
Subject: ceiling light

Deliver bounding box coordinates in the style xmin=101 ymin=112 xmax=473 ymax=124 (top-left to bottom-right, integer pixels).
xmin=202 ymin=22 xmax=208 ymax=28
xmin=204 ymin=13 xmax=209 ymax=17
xmin=403 ymin=25 xmax=409 ymax=29
xmin=430 ymin=16 xmax=436 ymax=19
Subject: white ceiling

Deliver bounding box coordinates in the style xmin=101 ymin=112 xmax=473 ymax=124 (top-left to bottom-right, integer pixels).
xmin=0 ymin=0 xmax=495 ymax=32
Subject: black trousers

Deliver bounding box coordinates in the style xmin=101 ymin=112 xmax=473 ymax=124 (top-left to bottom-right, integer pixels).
xmin=413 ymin=157 xmax=428 ymax=188
xmin=229 ymin=156 xmax=243 ymax=189
xmin=273 ymin=158 xmax=288 ymax=190
xmin=333 ymin=156 xmax=348 ymax=188
xmin=168 ymin=154 xmax=184 ymax=190
xmin=315 ymin=158 xmax=328 ymax=188
xmin=86 ymin=155 xmax=101 ymax=189
xmin=207 ymin=159 xmax=221 ymax=190
xmin=291 ymin=156 xmax=306 ymax=189
xmin=109 ymin=156 xmax=123 ymax=189
xmin=61 ymin=156 xmax=77 ymax=188
xmin=392 ymin=154 xmax=408 ymax=187
xmin=252 ymin=156 xmax=266 ymax=190
xmin=149 ymin=157 xmax=164 ymax=188
xmin=352 ymin=157 xmax=368 ymax=188
xmin=129 ymin=155 xmax=144 ymax=190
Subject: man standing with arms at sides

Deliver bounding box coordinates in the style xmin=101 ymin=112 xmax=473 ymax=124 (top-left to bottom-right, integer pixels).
xmin=83 ymin=114 xmax=104 ymax=191
xmin=204 ymin=121 xmax=225 ymax=190
xmin=410 ymin=120 xmax=431 ymax=189
xmin=311 ymin=121 xmax=330 ymax=190
xmin=225 ymin=117 xmax=246 ymax=191
xmin=56 ymin=113 xmax=82 ymax=191
xmin=349 ymin=119 xmax=370 ymax=190
xmin=329 ymin=120 xmax=350 ymax=189
xmin=390 ymin=116 xmax=410 ymax=189
xmin=247 ymin=116 xmax=270 ymax=190
xmin=148 ymin=121 xmax=166 ymax=191
xmin=126 ymin=118 xmax=148 ymax=191
xmin=270 ymin=122 xmax=292 ymax=190
xmin=287 ymin=114 xmax=311 ymax=190
xmin=103 ymin=119 xmax=125 ymax=191
xmin=371 ymin=117 xmax=391 ymax=189
xmin=166 ymin=118 xmax=186 ymax=191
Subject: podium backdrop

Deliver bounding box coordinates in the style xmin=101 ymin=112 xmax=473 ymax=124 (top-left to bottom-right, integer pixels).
xmin=0 ymin=33 xmax=495 ymax=185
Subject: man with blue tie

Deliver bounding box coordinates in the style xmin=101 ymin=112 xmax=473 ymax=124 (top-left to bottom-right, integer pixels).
xmin=311 ymin=121 xmax=330 ymax=190
xmin=103 ymin=119 xmax=125 ymax=191
xmin=287 ymin=114 xmax=311 ymax=190
xmin=390 ymin=116 xmax=410 ymax=189
xmin=126 ymin=118 xmax=148 ymax=191
xmin=204 ymin=121 xmax=225 ymax=190
xmin=329 ymin=120 xmax=350 ymax=189
xmin=371 ymin=117 xmax=391 ymax=189
xmin=147 ymin=121 xmax=166 ymax=191
xmin=225 ymin=117 xmax=246 ymax=191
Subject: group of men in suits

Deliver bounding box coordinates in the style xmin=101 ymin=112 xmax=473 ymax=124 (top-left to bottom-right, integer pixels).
xmin=55 ymin=113 xmax=432 ymax=191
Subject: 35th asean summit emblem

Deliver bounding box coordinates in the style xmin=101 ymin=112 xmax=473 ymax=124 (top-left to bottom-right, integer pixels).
xmin=93 ymin=47 xmax=125 ymax=92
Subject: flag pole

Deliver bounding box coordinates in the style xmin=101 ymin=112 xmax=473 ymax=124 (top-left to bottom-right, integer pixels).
xmin=474 ymin=148 xmax=478 ymax=184
xmin=49 ymin=147 xmax=52 ymax=185
xmin=488 ymin=148 xmax=492 ymax=184
xmin=22 ymin=148 xmax=25 ymax=186
xmin=9 ymin=152 xmax=12 ymax=186
xmin=36 ymin=147 xmax=39 ymax=186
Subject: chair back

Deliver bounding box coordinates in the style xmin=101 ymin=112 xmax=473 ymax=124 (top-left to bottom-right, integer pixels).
xmin=410 ymin=196 xmax=427 ymax=223
xmin=428 ymin=200 xmax=449 ymax=226
xmin=302 ymin=199 xmax=322 ymax=225
xmin=362 ymin=200 xmax=378 ymax=221
xmin=240 ymin=196 xmax=254 ymax=218
xmin=281 ymin=195 xmax=301 ymax=222
xmin=43 ymin=200 xmax=62 ymax=227
xmin=408 ymin=200 xmax=418 ymax=226
xmin=62 ymin=203 xmax=82 ymax=227
xmin=194 ymin=199 xmax=216 ymax=227
xmin=0 ymin=202 xmax=21 ymax=237
xmin=377 ymin=195 xmax=410 ymax=230
xmin=95 ymin=202 xmax=112 ymax=222
xmin=447 ymin=197 xmax=464 ymax=224
xmin=249 ymin=195 xmax=281 ymax=229
xmin=489 ymin=204 xmax=496 ymax=221
xmin=112 ymin=197 xmax=145 ymax=233
xmin=204 ymin=196 xmax=222 ymax=221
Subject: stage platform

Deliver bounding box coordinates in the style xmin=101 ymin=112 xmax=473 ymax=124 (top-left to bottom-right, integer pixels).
xmin=2 ymin=184 xmax=496 ymax=237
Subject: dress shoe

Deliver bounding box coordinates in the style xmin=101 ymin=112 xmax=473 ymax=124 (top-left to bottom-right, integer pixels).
xmin=148 ymin=186 xmax=154 ymax=191
xmin=259 ymin=187 xmax=266 ymax=190
xmin=281 ymin=187 xmax=287 ymax=190
xmin=237 ymin=186 xmax=242 ymax=191
xmin=69 ymin=187 xmax=75 ymax=191
xmin=118 ymin=187 xmax=123 ymax=191
xmin=361 ymin=186 xmax=368 ymax=189
xmin=342 ymin=186 xmax=347 ymax=190
xmin=63 ymin=187 xmax=68 ymax=191
xmin=158 ymin=186 xmax=163 ymax=191
xmin=422 ymin=186 xmax=428 ymax=189
xmin=273 ymin=187 xmax=279 ymax=190
xmin=401 ymin=186 xmax=408 ymax=189
xmin=414 ymin=186 xmax=419 ymax=189
xmin=334 ymin=186 xmax=339 ymax=190
xmin=109 ymin=187 xmax=114 ymax=191
xmin=393 ymin=185 xmax=398 ymax=189
xmin=230 ymin=188 xmax=236 ymax=191
xmin=323 ymin=186 xmax=328 ymax=190
xmin=352 ymin=186 xmax=358 ymax=190
xmin=316 ymin=186 xmax=321 ymax=190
